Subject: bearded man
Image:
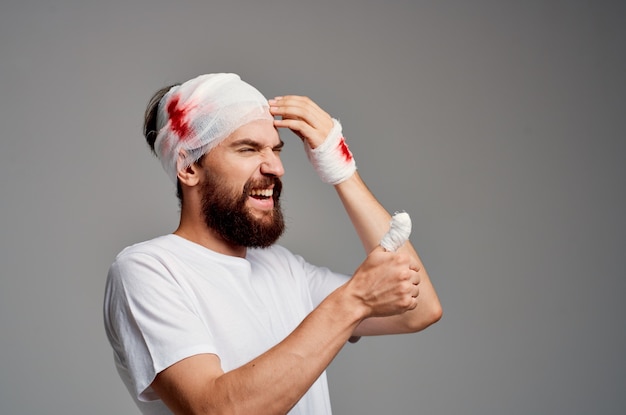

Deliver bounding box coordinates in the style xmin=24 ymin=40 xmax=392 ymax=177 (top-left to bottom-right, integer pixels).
xmin=103 ymin=73 xmax=441 ymax=415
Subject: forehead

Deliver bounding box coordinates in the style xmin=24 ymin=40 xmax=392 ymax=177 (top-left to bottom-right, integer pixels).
xmin=220 ymin=119 xmax=280 ymax=147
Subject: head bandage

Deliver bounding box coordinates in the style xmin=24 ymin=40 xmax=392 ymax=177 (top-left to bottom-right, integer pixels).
xmin=154 ymin=73 xmax=273 ymax=183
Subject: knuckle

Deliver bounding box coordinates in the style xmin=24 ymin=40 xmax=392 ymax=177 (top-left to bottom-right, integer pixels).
xmin=401 ymin=269 xmax=413 ymax=282
xmin=400 ymin=296 xmax=413 ymax=309
xmin=395 ymin=253 xmax=410 ymax=264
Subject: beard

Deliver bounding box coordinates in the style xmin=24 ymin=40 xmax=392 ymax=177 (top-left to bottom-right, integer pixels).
xmin=200 ymin=171 xmax=285 ymax=248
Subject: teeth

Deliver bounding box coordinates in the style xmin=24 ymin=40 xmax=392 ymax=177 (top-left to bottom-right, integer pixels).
xmin=250 ymin=188 xmax=273 ymax=197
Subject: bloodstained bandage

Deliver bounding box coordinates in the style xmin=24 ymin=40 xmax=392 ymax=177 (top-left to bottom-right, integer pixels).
xmin=154 ymin=73 xmax=273 ymax=184
xmin=305 ymin=119 xmax=357 ymax=185
xmin=166 ymin=96 xmax=194 ymax=140
xmin=338 ymin=137 xmax=353 ymax=163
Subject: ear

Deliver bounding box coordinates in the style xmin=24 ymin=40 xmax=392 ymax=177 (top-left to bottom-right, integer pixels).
xmin=177 ymin=162 xmax=202 ymax=187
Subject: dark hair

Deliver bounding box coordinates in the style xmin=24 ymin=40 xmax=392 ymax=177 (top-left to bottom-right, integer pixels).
xmin=143 ymin=84 xmax=189 ymax=202
xmin=143 ymin=84 xmax=178 ymax=155
xmin=143 ymin=83 xmax=209 ymax=203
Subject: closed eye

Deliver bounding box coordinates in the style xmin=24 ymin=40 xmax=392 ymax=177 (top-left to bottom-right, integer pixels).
xmin=231 ymin=139 xmax=284 ymax=154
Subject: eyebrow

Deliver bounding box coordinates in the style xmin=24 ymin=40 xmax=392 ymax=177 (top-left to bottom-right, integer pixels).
xmin=230 ymin=138 xmax=285 ymax=151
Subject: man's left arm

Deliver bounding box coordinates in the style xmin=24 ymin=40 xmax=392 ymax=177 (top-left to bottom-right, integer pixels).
xmin=270 ymin=95 xmax=442 ymax=336
xmin=335 ymin=171 xmax=442 ymax=335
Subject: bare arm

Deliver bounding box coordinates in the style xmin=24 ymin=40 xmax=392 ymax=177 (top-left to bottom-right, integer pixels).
xmin=152 ymin=241 xmax=420 ymax=414
xmin=336 ymin=172 xmax=442 ymax=335
xmin=152 ymin=286 xmax=360 ymax=414
xmin=152 ymin=96 xmax=441 ymax=413
xmin=271 ymin=95 xmax=442 ymax=335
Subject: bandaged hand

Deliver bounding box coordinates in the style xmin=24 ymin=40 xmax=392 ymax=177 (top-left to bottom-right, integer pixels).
xmin=270 ymin=96 xmax=357 ymax=185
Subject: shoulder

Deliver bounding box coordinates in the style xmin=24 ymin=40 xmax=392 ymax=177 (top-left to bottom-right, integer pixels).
xmin=114 ymin=234 xmax=179 ymax=260
xmin=112 ymin=234 xmax=202 ymax=269
xmin=107 ymin=235 xmax=184 ymax=285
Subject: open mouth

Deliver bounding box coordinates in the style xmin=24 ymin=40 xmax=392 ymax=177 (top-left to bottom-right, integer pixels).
xmin=249 ymin=188 xmax=274 ymax=200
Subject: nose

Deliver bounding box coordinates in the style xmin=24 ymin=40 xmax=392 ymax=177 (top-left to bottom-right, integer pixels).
xmin=260 ymin=149 xmax=285 ymax=177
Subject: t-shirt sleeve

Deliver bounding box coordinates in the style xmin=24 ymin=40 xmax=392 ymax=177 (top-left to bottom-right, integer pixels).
xmin=289 ymin=251 xmax=350 ymax=308
xmin=104 ymin=251 xmax=216 ymax=402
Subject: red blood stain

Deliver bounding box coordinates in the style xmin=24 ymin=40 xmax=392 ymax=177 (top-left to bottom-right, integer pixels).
xmin=167 ymin=96 xmax=192 ymax=139
xmin=338 ymin=137 xmax=353 ymax=162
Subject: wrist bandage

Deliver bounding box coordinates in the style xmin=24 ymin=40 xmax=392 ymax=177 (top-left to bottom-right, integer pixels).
xmin=380 ymin=212 xmax=412 ymax=252
xmin=304 ymin=119 xmax=357 ymax=185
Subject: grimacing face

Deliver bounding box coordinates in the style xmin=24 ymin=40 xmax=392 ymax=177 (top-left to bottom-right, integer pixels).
xmin=198 ymin=119 xmax=286 ymax=248
xmin=199 ymin=169 xmax=285 ymax=248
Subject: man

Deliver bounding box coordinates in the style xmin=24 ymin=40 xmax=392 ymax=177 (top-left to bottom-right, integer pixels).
xmin=104 ymin=73 xmax=441 ymax=415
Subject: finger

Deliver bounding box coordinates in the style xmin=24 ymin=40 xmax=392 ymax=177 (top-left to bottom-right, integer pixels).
xmin=269 ymin=96 xmax=315 ymax=117
xmin=271 ymin=107 xmax=331 ymax=134
xmin=273 ymin=118 xmax=322 ymax=143
xmin=410 ymin=269 xmax=421 ymax=286
xmin=269 ymin=96 xmax=332 ymax=129
xmin=412 ymin=283 xmax=420 ymax=297
xmin=369 ymin=244 xmax=390 ymax=255
xmin=272 ymin=95 xmax=325 ymax=114
xmin=271 ymin=112 xmax=331 ymax=145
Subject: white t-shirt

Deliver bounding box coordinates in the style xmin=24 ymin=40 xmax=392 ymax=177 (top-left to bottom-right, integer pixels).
xmin=103 ymin=234 xmax=349 ymax=415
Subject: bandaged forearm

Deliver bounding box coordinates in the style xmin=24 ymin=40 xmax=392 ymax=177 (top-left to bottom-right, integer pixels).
xmin=304 ymin=119 xmax=357 ymax=185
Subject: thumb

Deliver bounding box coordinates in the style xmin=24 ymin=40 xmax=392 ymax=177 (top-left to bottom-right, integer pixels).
xmin=379 ymin=212 xmax=412 ymax=252
xmin=369 ymin=244 xmax=388 ymax=255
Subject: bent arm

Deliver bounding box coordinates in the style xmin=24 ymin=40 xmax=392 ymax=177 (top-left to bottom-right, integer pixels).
xmin=152 ymin=287 xmax=361 ymax=414
xmin=152 ymin=244 xmax=419 ymax=414
xmin=270 ymin=95 xmax=442 ymax=336
xmin=335 ymin=172 xmax=442 ymax=335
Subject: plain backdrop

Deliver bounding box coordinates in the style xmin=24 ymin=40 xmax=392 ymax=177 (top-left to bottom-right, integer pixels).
xmin=1 ymin=1 xmax=624 ymax=414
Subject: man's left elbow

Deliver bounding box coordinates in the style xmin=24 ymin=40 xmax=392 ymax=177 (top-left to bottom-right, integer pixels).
xmin=409 ymin=302 xmax=443 ymax=333
xmin=428 ymin=303 xmax=443 ymax=326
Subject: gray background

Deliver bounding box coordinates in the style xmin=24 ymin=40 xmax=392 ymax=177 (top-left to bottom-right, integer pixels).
xmin=1 ymin=0 xmax=624 ymax=414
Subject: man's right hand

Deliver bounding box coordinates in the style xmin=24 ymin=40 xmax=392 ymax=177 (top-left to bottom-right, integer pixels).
xmin=344 ymin=246 xmax=421 ymax=319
